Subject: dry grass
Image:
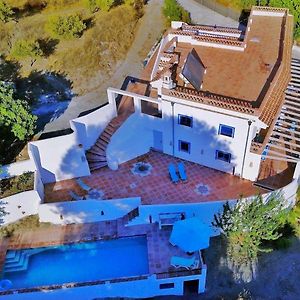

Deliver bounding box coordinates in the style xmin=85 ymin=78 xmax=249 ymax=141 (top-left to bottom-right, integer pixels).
xmin=0 ymin=2 xmax=140 ymax=94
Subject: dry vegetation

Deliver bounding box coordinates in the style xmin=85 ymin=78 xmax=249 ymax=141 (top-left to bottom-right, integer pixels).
xmin=0 ymin=0 xmax=142 ymax=94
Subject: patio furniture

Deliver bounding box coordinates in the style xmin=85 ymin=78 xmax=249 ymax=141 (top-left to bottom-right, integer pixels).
xmin=178 ymin=162 xmax=187 ymax=181
xmin=76 ymin=178 xmax=92 ymax=191
xmin=158 ymin=212 xmax=185 ymax=229
xmin=168 ymin=163 xmax=179 ymax=184
xmin=169 ymin=217 xmax=211 ymax=252
xmin=68 ymin=191 xmax=84 ymax=201
xmin=170 ymin=256 xmax=199 ymax=270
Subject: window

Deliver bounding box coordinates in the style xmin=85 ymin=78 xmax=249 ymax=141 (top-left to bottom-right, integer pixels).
xmin=218 ymin=124 xmax=235 ymax=138
xmin=216 ymin=150 xmax=231 ymax=163
xmin=178 ymin=115 xmax=193 ymax=127
xmin=179 ymin=140 xmax=191 ymax=153
xmin=159 ymin=283 xmax=175 ymax=289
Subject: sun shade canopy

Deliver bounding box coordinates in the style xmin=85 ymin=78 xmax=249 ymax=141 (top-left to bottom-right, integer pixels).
xmin=169 ymin=217 xmax=211 ymax=252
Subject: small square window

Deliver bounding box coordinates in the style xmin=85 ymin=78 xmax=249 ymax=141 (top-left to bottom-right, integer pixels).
xmin=159 ymin=283 xmax=175 ymax=289
xmin=178 ymin=115 xmax=193 ymax=127
xmin=179 ymin=140 xmax=190 ymax=153
xmin=216 ymin=150 xmax=231 ymax=163
xmin=218 ymin=124 xmax=235 ymax=138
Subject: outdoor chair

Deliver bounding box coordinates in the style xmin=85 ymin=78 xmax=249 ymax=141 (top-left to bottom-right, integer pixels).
xmin=68 ymin=191 xmax=84 ymax=201
xmin=168 ymin=163 xmax=179 ymax=184
xmin=76 ymin=178 xmax=92 ymax=191
xmin=170 ymin=256 xmax=199 ymax=270
xmin=178 ymin=162 xmax=187 ymax=181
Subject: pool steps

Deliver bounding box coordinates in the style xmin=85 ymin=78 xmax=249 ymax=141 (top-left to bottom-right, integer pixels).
xmin=4 ymin=249 xmax=45 ymax=273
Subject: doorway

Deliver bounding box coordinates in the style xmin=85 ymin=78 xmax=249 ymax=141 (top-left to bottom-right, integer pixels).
xmin=183 ymin=279 xmax=199 ymax=295
xmin=153 ymin=130 xmax=163 ymax=152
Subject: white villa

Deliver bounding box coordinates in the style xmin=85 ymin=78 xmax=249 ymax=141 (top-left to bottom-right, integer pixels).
xmin=0 ymin=6 xmax=299 ymax=299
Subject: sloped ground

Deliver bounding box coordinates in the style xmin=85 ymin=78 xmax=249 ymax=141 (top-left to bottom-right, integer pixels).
xmin=157 ymin=237 xmax=300 ymax=300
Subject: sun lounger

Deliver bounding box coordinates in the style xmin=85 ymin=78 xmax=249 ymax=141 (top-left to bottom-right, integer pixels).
xmin=170 ymin=256 xmax=199 ymax=269
xmin=178 ymin=162 xmax=187 ymax=181
xmin=68 ymin=191 xmax=84 ymax=201
xmin=168 ymin=163 xmax=179 ymax=184
xmin=76 ymin=178 xmax=92 ymax=191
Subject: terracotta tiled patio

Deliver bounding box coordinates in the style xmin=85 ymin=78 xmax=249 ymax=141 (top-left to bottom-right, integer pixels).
xmin=44 ymin=151 xmax=266 ymax=204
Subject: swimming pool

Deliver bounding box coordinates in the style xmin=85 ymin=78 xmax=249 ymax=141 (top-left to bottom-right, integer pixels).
xmin=2 ymin=236 xmax=148 ymax=290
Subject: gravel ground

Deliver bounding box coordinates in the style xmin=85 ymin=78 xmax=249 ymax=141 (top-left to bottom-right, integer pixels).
xmin=156 ymin=237 xmax=300 ymax=300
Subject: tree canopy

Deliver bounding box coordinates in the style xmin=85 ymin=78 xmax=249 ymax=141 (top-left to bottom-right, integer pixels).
xmin=45 ymin=14 xmax=86 ymax=39
xmin=213 ymin=193 xmax=288 ymax=264
xmin=0 ymin=82 xmax=37 ymax=141
xmin=162 ymin=0 xmax=191 ymax=25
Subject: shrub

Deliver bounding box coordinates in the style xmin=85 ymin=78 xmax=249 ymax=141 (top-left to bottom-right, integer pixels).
xmin=83 ymin=0 xmax=114 ymax=12
xmin=10 ymin=39 xmax=43 ymax=61
xmin=45 ymin=14 xmax=86 ymax=39
xmin=213 ymin=192 xmax=288 ymax=264
xmin=162 ymin=0 xmax=190 ymax=26
xmin=0 ymin=0 xmax=13 ymax=23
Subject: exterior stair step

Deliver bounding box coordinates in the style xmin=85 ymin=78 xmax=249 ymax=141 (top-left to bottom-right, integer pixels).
xmin=95 ymin=139 xmax=108 ymax=148
xmin=86 ymin=155 xmax=107 ymax=162
xmin=89 ymin=162 xmax=108 ymax=171
xmin=86 ymin=148 xmax=106 ymax=156
xmin=99 ymin=135 xmax=110 ymax=144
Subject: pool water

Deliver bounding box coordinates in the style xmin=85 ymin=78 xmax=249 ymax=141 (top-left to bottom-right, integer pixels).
xmin=2 ymin=236 xmax=148 ymax=290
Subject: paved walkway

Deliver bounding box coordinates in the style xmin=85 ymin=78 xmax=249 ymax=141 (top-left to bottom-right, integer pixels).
xmin=177 ymin=0 xmax=238 ymax=27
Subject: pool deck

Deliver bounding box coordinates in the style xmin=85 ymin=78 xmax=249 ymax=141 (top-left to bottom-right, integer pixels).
xmin=0 ymin=215 xmax=202 ymax=294
xmin=44 ymin=150 xmax=267 ymax=204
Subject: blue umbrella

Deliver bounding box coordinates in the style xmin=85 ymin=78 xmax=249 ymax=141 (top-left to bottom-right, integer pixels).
xmin=169 ymin=217 xmax=211 ymax=252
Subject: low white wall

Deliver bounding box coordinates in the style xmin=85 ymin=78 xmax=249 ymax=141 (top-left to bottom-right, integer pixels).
xmin=3 ymin=273 xmax=206 ymax=299
xmin=39 ymin=197 xmax=141 ymax=224
xmin=29 ymin=134 xmax=90 ymax=184
xmin=0 ymin=160 xmax=35 ymax=180
xmin=1 ymin=190 xmax=41 ymax=225
xmin=34 ymin=170 xmax=44 ymax=202
xmin=70 ymin=102 xmax=117 ymax=151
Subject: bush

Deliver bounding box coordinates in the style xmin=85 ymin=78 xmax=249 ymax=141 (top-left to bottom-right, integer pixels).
xmin=45 ymin=14 xmax=86 ymax=39
xmin=162 ymin=0 xmax=190 ymax=26
xmin=0 ymin=0 xmax=13 ymax=23
xmin=10 ymin=39 xmax=43 ymax=61
xmin=83 ymin=0 xmax=114 ymax=12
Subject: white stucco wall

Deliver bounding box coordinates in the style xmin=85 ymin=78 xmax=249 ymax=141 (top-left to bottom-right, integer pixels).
xmin=29 ymin=134 xmax=90 ymax=184
xmin=70 ymin=102 xmax=117 ymax=151
xmin=106 ymin=113 xmax=164 ymax=167
xmin=1 ymin=190 xmax=41 ymax=225
xmin=39 ymin=197 xmax=141 ymax=224
xmin=0 ymin=160 xmax=35 ymax=180
xmin=3 ymin=273 xmax=206 ymax=299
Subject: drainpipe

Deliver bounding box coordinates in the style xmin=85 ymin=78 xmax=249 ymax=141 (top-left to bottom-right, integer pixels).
xmin=241 ymin=120 xmax=252 ymax=178
xmin=171 ymin=102 xmax=175 ymax=156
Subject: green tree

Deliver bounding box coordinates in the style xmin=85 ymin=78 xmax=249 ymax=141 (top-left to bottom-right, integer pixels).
xmin=0 ymin=1 xmax=13 ymax=23
xmin=240 ymin=0 xmax=256 ymax=9
xmin=45 ymin=14 xmax=86 ymax=39
xmin=269 ymin=0 xmax=300 ymax=39
xmin=163 ymin=0 xmax=191 ymax=25
xmin=0 ymin=83 xmax=37 ymax=140
xmin=213 ymin=193 xmax=288 ymax=264
xmin=10 ymin=39 xmax=43 ymax=65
